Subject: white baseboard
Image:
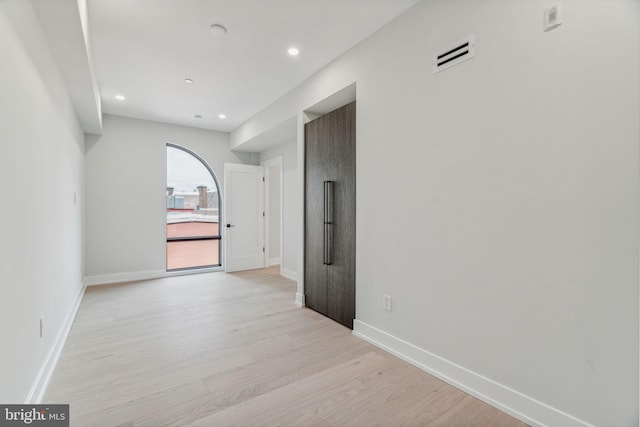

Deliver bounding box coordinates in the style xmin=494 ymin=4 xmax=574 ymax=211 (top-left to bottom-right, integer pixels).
xmin=267 ymin=257 xmax=281 ymax=267
xmin=165 ymin=266 xmax=222 ymax=277
xmin=85 ymin=269 xmax=166 ymax=286
xmin=295 ymin=292 xmax=305 ymax=307
xmin=280 ymin=267 xmax=297 ymax=282
xmin=352 ymin=320 xmax=595 ymax=427
xmin=280 ymin=268 xmax=303 ymax=306
xmin=26 ymin=281 xmax=86 ymax=404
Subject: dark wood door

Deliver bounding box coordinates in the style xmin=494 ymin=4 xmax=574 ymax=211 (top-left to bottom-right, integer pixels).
xmin=305 ymin=101 xmax=356 ymax=328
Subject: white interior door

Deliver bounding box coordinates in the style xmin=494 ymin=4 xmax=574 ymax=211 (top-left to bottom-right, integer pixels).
xmin=224 ymin=163 xmax=265 ymax=272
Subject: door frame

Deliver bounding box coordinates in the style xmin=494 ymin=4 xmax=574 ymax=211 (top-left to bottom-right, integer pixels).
xmin=296 ymin=82 xmax=357 ymax=307
xmin=261 ymin=156 xmax=283 ymax=269
xmin=223 ymin=163 xmax=265 ymax=273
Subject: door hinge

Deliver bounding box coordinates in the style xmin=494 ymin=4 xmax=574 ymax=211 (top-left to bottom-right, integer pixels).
xmin=263 ymin=247 xmax=265 ymax=252
xmin=262 ymin=211 xmax=265 ymax=217
xmin=262 ymin=176 xmax=265 ymax=182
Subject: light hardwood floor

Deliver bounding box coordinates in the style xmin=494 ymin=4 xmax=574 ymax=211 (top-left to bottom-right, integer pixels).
xmin=45 ymin=266 xmax=528 ymax=427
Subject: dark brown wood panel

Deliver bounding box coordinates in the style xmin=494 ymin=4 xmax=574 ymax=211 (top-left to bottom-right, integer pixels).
xmin=326 ymin=102 xmax=356 ymax=328
xmin=304 ymin=118 xmax=328 ymax=315
xmin=305 ymin=101 xmax=356 ymax=328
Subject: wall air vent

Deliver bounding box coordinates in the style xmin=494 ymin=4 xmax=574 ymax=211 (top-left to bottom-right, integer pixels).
xmin=432 ymin=34 xmax=476 ymax=74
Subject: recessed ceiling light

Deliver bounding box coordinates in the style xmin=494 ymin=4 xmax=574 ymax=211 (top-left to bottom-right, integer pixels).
xmin=185 ymin=78 xmax=193 ymax=84
xmin=115 ymin=94 xmax=126 ymax=101
xmin=287 ymin=47 xmax=299 ymax=56
xmin=209 ymin=24 xmax=227 ymax=36
xmin=194 ymin=115 xmax=202 ymax=119
xmin=218 ymin=113 xmax=226 ymax=119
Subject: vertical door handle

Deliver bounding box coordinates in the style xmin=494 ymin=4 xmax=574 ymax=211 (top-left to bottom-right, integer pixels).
xmin=323 ymin=181 xmax=334 ymax=265
xmin=323 ymin=181 xmax=328 ymax=265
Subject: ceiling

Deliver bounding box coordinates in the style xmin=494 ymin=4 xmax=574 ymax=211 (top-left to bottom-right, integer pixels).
xmin=89 ymin=0 xmax=419 ymax=133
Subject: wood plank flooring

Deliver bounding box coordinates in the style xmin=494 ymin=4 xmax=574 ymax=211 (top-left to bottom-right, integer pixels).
xmin=44 ymin=266 xmax=528 ymax=427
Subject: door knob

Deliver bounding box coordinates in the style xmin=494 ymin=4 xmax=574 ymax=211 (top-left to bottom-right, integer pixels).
xmin=226 ymin=224 xmax=235 ymax=228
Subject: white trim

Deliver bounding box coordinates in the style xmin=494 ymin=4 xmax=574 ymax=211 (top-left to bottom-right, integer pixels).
xmin=282 ymin=266 xmax=302 ymax=308
xmin=263 ymin=161 xmax=271 ymax=268
xmin=223 ymin=163 xmax=265 ymax=272
xmin=261 ymin=156 xmax=283 ymax=272
xmin=280 ymin=267 xmax=297 ymax=282
xmin=26 ymin=281 xmax=86 ymax=404
xmin=296 ymin=112 xmax=308 ymax=302
xmin=85 ymin=269 xmax=166 ymax=286
xmin=295 ymin=292 xmax=305 ymax=307
xmin=352 ymin=320 xmax=596 ymax=427
xmin=267 ymin=257 xmax=281 ymax=267
xmin=86 ymin=267 xmax=225 ymax=286
xmin=165 ymin=267 xmax=223 ymax=277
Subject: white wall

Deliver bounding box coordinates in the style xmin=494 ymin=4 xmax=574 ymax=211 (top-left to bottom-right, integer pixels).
xmin=85 ymin=115 xmax=251 ymax=282
xmin=260 ymin=141 xmax=298 ymax=278
xmin=233 ymin=1 xmax=640 ymax=425
xmin=0 ymin=0 xmax=86 ymax=402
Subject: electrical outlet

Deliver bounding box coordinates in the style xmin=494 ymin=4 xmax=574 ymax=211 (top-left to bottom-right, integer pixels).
xmin=382 ymin=295 xmax=392 ymax=312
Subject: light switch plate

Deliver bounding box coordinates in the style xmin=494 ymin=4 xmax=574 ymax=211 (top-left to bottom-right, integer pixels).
xmin=544 ymin=2 xmax=563 ymax=32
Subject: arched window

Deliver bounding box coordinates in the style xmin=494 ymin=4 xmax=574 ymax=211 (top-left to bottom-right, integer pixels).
xmin=166 ymin=144 xmax=221 ymax=270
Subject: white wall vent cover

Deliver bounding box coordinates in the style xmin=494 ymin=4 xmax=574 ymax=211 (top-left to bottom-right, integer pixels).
xmin=432 ymin=34 xmax=476 ymax=74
